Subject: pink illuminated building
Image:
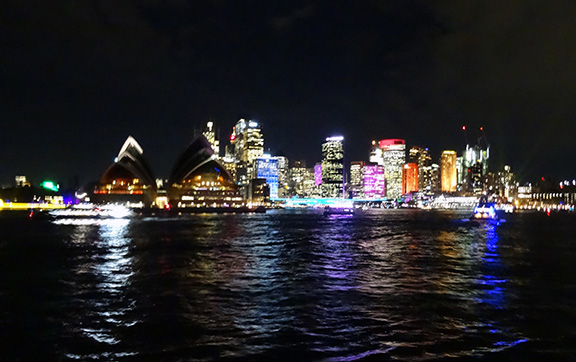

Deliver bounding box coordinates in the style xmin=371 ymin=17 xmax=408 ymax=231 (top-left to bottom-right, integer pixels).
xmin=314 ymin=163 xmax=322 ymax=187
xmin=364 ymin=164 xmax=385 ymax=199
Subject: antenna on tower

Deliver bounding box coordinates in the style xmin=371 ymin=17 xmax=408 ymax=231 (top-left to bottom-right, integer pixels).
xmin=462 ymin=125 xmax=469 ymax=145
xmin=480 ymin=126 xmax=488 ymax=146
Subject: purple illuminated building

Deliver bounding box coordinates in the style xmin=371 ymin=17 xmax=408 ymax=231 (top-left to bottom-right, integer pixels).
xmin=364 ymin=164 xmax=385 ymax=199
xmin=314 ymin=163 xmax=322 ymax=187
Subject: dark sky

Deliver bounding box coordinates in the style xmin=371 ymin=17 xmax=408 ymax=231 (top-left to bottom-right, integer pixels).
xmin=2 ymin=0 xmax=576 ymax=186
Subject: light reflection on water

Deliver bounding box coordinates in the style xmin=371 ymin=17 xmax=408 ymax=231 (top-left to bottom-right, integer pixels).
xmin=3 ymin=210 xmax=576 ymax=360
xmin=64 ymin=218 xmax=138 ymax=359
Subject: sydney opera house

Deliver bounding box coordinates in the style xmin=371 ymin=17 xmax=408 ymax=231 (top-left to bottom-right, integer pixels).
xmin=93 ymin=135 xmax=244 ymax=209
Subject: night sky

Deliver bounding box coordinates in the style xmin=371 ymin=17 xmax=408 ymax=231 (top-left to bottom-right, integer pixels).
xmin=2 ymin=1 xmax=576 ymax=186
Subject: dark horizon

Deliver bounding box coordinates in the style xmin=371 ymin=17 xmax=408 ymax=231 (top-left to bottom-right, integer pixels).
xmin=3 ymin=1 xmax=576 ymax=186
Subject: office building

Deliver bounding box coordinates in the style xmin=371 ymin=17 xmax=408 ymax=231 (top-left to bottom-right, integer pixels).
xmin=380 ymin=139 xmax=406 ymax=199
xmin=321 ymin=136 xmax=344 ymax=198
xmin=402 ymin=163 xmax=419 ymax=194
xmin=364 ymin=164 xmax=385 ymax=199
xmin=441 ymin=150 xmax=457 ymax=192
xmin=202 ymin=121 xmax=220 ymax=157
xmin=349 ymin=161 xmax=365 ymax=198
xmin=409 ymin=146 xmax=432 ymax=191
xmin=255 ymin=155 xmax=279 ymax=199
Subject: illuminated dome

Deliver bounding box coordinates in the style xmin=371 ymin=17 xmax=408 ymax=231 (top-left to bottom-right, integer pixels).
xmin=168 ymin=135 xmax=234 ymax=187
xmin=168 ymin=135 xmax=242 ymax=208
xmin=94 ymin=136 xmax=157 ymax=206
xmin=100 ymin=136 xmax=156 ymax=186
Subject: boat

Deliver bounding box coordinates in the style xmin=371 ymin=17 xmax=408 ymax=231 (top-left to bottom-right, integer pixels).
xmin=49 ymin=204 xmax=134 ymax=219
xmin=323 ymin=200 xmax=355 ymax=216
xmin=470 ymin=202 xmax=498 ymax=220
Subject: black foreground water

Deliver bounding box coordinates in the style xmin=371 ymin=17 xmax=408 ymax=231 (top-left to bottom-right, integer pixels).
xmin=1 ymin=209 xmax=576 ymax=361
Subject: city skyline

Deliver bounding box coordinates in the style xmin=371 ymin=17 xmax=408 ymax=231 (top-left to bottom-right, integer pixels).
xmin=0 ymin=121 xmax=559 ymax=188
xmin=3 ymin=1 xmax=576 ymax=184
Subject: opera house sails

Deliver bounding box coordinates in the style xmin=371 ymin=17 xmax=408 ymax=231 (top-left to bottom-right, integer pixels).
xmin=93 ymin=135 xmax=243 ymax=208
xmin=93 ymin=136 xmax=157 ymax=207
xmin=167 ymin=135 xmax=243 ymax=208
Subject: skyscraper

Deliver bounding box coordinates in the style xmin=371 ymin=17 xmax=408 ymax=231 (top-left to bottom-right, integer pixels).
xmin=276 ymin=156 xmax=289 ymax=198
xmin=349 ymin=161 xmax=365 ymax=198
xmin=202 ymin=121 xmax=220 ymax=157
xmin=409 ymin=146 xmax=432 ymax=191
xmin=314 ymin=163 xmax=322 ymax=187
xmin=441 ymin=150 xmax=457 ymax=192
xmin=227 ymin=119 xmax=264 ymax=185
xmin=380 ymin=139 xmax=406 ymax=199
xmin=369 ymin=140 xmax=384 ymax=166
xmin=402 ymin=163 xmax=419 ymax=194
xmin=364 ymin=164 xmax=385 ymax=199
xmin=321 ymin=136 xmax=344 ymax=198
xmin=244 ymin=121 xmax=264 ymax=164
xmin=461 ymin=143 xmax=490 ymax=194
xmin=255 ymin=154 xmax=279 ymax=199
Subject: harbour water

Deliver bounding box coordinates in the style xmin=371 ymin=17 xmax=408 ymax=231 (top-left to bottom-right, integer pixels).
xmin=0 ymin=209 xmax=575 ymax=361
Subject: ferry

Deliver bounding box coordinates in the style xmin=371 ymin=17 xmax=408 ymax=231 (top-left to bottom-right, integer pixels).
xmin=470 ymin=202 xmax=499 ymax=221
xmin=50 ymin=204 xmax=134 ymax=219
xmin=323 ymin=200 xmax=355 ymax=216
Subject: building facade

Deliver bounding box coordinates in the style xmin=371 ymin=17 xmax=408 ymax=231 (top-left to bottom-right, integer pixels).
xmin=255 ymin=155 xmax=279 ymax=199
xmin=321 ymin=136 xmax=344 ymax=198
xmin=380 ymin=139 xmax=406 ymax=199
xmin=202 ymin=121 xmax=220 ymax=157
xmin=402 ymin=163 xmax=419 ymax=195
xmin=364 ymin=164 xmax=385 ymax=199
xmin=349 ymin=161 xmax=365 ymax=198
xmin=441 ymin=150 xmax=458 ymax=192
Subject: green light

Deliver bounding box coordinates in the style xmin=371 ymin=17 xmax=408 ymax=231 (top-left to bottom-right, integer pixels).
xmin=41 ymin=181 xmax=59 ymax=192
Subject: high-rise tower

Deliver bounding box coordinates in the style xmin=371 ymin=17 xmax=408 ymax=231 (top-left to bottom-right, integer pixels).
xmin=441 ymin=150 xmax=457 ymax=192
xmin=202 ymin=121 xmax=220 ymax=157
xmin=321 ymin=136 xmax=344 ymax=198
xmin=227 ymin=119 xmax=264 ymax=185
xmin=409 ymin=146 xmax=432 ymax=191
xmin=402 ymin=163 xmax=419 ymax=194
xmin=380 ymin=139 xmax=406 ymax=199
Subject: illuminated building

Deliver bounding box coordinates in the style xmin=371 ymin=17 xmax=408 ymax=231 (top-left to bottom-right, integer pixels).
xmin=244 ymin=121 xmax=264 ymax=164
xmin=15 ymin=176 xmax=30 ymax=187
xmin=228 ymin=119 xmax=264 ymax=185
xmin=289 ymin=160 xmax=316 ymax=198
xmin=459 ymin=142 xmax=490 ymax=193
xmin=349 ymin=161 xmax=365 ymax=198
xmin=276 ymin=156 xmax=289 ymax=198
xmin=168 ymin=135 xmax=243 ymax=208
xmin=321 ymin=136 xmax=344 ymax=198
xmin=431 ymin=163 xmax=441 ymax=192
xmin=364 ymin=164 xmax=385 ymax=199
xmin=369 ymin=140 xmax=383 ymax=166
xmin=409 ymin=146 xmax=432 ymax=192
xmin=402 ymin=163 xmax=419 ymax=194
xmin=248 ymin=178 xmax=269 ymax=205
xmin=441 ymin=150 xmax=457 ymax=192
xmin=380 ymin=139 xmax=405 ymax=199
xmin=255 ymin=154 xmax=279 ymax=199
xmin=93 ymin=136 xmax=157 ymax=206
xmin=202 ymin=121 xmax=220 ymax=157
xmin=314 ymin=163 xmax=322 ymax=187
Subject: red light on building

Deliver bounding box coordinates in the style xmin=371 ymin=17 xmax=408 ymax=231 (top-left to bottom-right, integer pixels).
xmin=230 ymin=134 xmax=236 ymax=141
xmin=379 ymin=139 xmax=405 ymax=148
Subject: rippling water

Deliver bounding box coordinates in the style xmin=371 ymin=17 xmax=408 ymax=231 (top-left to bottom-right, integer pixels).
xmin=1 ymin=209 xmax=576 ymax=361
